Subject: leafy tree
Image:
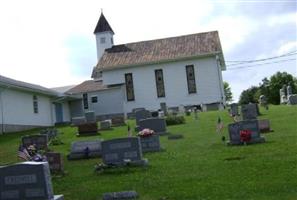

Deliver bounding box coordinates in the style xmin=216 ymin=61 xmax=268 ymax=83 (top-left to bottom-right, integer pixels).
xmin=259 ymin=72 xmax=297 ymax=104
xmin=224 ymin=81 xmax=233 ymax=104
xmin=239 ymin=86 xmax=259 ymax=105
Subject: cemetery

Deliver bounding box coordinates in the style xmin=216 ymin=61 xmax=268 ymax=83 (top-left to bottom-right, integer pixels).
xmin=0 ymin=105 xmax=296 ymax=199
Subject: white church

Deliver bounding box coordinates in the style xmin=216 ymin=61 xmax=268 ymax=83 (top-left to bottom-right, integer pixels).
xmin=68 ymin=13 xmax=226 ymax=119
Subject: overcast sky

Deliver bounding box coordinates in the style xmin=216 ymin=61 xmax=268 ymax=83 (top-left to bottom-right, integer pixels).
xmin=0 ymin=0 xmax=296 ymax=101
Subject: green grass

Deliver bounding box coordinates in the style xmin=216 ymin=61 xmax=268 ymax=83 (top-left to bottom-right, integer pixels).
xmin=0 ymin=105 xmax=297 ymax=200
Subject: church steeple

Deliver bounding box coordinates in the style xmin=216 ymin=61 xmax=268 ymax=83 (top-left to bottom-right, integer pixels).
xmin=94 ymin=13 xmax=114 ymax=34
xmin=94 ymin=12 xmax=114 ymax=61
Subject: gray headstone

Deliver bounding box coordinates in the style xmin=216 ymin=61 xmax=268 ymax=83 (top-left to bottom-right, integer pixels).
xmin=160 ymin=102 xmax=167 ymax=115
xmin=139 ymin=135 xmax=161 ymax=153
xmin=100 ymin=120 xmax=112 ymax=130
xmin=22 ymin=135 xmax=48 ymax=150
xmin=45 ymin=152 xmax=64 ymax=173
xmin=241 ymin=104 xmax=258 ymax=120
xmin=0 ymin=162 xmax=63 ymax=200
xmin=101 ymin=137 xmax=147 ymax=166
xmin=85 ymin=111 xmax=96 ymax=123
xmin=228 ymin=120 xmax=265 ymax=145
xmin=138 ymin=118 xmax=167 ymax=135
xmin=67 ymin=140 xmax=102 ymax=160
xmin=230 ymin=103 xmax=239 ymax=116
xmin=71 ymin=116 xmax=86 ymax=125
xmin=135 ymin=110 xmax=151 ymax=126
xmin=178 ymin=105 xmax=185 ymax=115
xmin=102 ymin=191 xmax=138 ymax=200
xmin=287 ymin=94 xmax=297 ymax=105
xmin=258 ymin=119 xmax=271 ymax=133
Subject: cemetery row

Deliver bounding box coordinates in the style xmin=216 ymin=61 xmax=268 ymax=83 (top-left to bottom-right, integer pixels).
xmin=0 ymin=102 xmax=279 ymax=199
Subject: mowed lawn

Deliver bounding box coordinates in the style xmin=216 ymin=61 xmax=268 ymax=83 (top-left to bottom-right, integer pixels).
xmin=0 ymin=105 xmax=296 ymax=200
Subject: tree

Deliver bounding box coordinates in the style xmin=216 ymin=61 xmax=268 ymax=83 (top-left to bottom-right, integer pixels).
xmin=259 ymin=72 xmax=297 ymax=104
xmin=239 ymin=86 xmax=259 ymax=105
xmin=224 ymin=81 xmax=233 ymax=104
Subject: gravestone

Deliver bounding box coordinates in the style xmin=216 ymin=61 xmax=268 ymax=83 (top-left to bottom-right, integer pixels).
xmin=45 ymin=152 xmax=64 ymax=173
xmin=71 ymin=116 xmax=86 ymax=126
xmin=102 ymin=191 xmax=138 ymax=200
xmin=138 ymin=118 xmax=167 ymax=135
xmin=101 ymin=137 xmax=148 ymax=166
xmin=135 ymin=110 xmax=151 ymax=126
xmin=258 ymin=119 xmax=272 ymax=133
xmin=230 ymin=103 xmax=239 ymax=116
xmin=160 ymin=102 xmax=167 ymax=116
xmin=111 ymin=116 xmax=125 ymax=126
xmin=241 ymin=104 xmax=258 ymax=120
xmin=139 ymin=135 xmax=162 ymax=153
xmin=178 ymin=105 xmax=185 ymax=115
xmin=158 ymin=111 xmax=165 ymax=118
xmin=280 ymin=85 xmax=287 ymax=104
xmin=0 ymin=162 xmax=63 ymax=200
xmin=151 ymin=111 xmax=159 ymax=117
xmin=77 ymin=123 xmax=98 ymax=136
xmin=22 ymin=135 xmax=48 ymax=150
xmin=67 ymin=140 xmax=102 ymax=160
xmin=85 ymin=111 xmax=96 ymax=123
xmin=40 ymin=129 xmax=57 ymax=141
xmin=100 ymin=120 xmax=112 ymax=130
xmin=228 ymin=120 xmax=265 ymax=145
xmin=287 ymin=94 xmax=297 ymax=105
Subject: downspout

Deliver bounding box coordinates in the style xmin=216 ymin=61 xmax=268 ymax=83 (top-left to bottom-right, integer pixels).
xmin=216 ymin=55 xmax=225 ymax=108
xmin=0 ymin=88 xmax=5 ymax=134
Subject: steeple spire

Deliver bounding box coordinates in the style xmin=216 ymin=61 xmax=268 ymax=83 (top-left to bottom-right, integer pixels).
xmin=94 ymin=12 xmax=114 ymax=34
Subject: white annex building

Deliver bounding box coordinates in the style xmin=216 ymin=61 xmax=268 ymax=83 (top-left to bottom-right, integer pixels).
xmin=69 ymin=13 xmax=226 ymax=119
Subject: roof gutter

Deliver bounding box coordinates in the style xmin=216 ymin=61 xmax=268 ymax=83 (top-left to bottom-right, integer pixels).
xmin=99 ymin=51 xmax=225 ymax=72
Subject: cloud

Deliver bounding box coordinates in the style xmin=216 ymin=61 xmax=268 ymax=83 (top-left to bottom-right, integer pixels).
xmin=268 ymin=12 xmax=297 ymax=27
xmin=277 ymin=41 xmax=297 ymax=55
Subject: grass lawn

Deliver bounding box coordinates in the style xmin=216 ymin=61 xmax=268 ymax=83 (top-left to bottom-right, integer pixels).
xmin=0 ymin=105 xmax=296 ymax=200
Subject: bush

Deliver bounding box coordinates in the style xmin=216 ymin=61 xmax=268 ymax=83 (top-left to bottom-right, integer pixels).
xmin=166 ymin=115 xmax=185 ymax=125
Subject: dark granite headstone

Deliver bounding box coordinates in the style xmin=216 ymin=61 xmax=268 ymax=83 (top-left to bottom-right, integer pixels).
xmin=45 ymin=152 xmax=64 ymax=173
xmin=287 ymin=94 xmax=297 ymax=105
xmin=85 ymin=111 xmax=96 ymax=123
xmin=228 ymin=120 xmax=265 ymax=145
xmin=101 ymin=137 xmax=147 ymax=166
xmin=111 ymin=116 xmax=125 ymax=126
xmin=102 ymin=191 xmax=138 ymax=200
xmin=67 ymin=140 xmax=102 ymax=160
xmin=230 ymin=103 xmax=239 ymax=116
xmin=160 ymin=102 xmax=168 ymax=116
xmin=139 ymin=135 xmax=162 ymax=153
xmin=71 ymin=116 xmax=86 ymax=126
xmin=22 ymin=135 xmax=48 ymax=150
xmin=0 ymin=162 xmax=63 ymax=200
xmin=138 ymin=118 xmax=167 ymax=135
xmin=258 ymin=119 xmax=271 ymax=133
xmin=135 ymin=110 xmax=151 ymax=126
xmin=241 ymin=104 xmax=258 ymax=120
xmin=77 ymin=123 xmax=98 ymax=136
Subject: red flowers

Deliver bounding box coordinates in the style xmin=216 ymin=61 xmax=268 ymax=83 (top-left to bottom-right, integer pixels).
xmin=240 ymin=130 xmax=252 ymax=143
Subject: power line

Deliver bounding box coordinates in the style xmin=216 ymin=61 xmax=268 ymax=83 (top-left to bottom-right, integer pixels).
xmin=225 ymin=50 xmax=297 ymax=66
xmin=226 ymin=58 xmax=296 ymax=70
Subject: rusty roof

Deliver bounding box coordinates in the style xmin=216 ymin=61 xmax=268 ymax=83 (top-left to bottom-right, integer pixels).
xmin=66 ymin=80 xmax=108 ymax=94
xmin=96 ymin=31 xmax=225 ymax=71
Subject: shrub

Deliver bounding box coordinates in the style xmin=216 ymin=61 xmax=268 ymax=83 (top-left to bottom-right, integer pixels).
xmin=166 ymin=115 xmax=185 ymax=125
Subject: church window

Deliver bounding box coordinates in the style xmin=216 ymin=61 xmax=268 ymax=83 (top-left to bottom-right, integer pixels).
xmin=155 ymin=69 xmax=165 ymax=98
xmin=125 ymin=73 xmax=135 ymax=101
xmin=186 ymin=65 xmax=197 ymax=94
xmin=83 ymin=93 xmax=89 ymax=109
xmin=100 ymin=37 xmax=106 ymax=44
xmin=33 ymin=95 xmax=38 ymax=113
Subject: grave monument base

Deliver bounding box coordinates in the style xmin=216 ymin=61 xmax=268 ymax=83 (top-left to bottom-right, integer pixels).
xmin=54 ymin=195 xmax=65 ymax=200
xmin=227 ymin=137 xmax=265 ymax=146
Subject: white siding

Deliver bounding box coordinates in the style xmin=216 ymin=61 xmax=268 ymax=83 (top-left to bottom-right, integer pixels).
xmin=95 ymin=31 xmax=114 ymax=61
xmin=83 ymin=87 xmax=124 ymax=116
xmin=102 ymin=56 xmax=224 ymax=113
xmin=1 ymin=89 xmax=54 ymax=126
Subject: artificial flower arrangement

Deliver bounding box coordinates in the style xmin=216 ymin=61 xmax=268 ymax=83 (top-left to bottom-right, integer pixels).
xmin=137 ymin=128 xmax=155 ymax=137
xmin=240 ymin=130 xmax=252 ymax=143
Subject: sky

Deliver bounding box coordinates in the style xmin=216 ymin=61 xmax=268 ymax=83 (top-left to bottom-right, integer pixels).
xmin=0 ymin=0 xmax=296 ymax=101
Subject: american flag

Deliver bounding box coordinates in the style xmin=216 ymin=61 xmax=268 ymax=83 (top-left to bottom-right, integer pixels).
xmin=216 ymin=117 xmax=224 ymax=134
xmin=18 ymin=146 xmax=31 ymax=161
